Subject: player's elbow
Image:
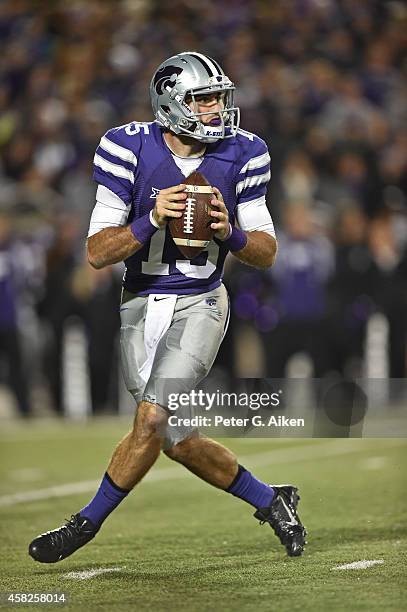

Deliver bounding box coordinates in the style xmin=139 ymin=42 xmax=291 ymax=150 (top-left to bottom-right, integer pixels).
xmin=87 ymin=255 xmax=101 ymax=269
xmin=263 ymin=253 xmax=277 ymax=269
xmin=87 ymin=251 xmax=105 ymax=269
xmin=87 ymin=241 xmax=104 ymax=270
xmin=268 ymin=241 xmax=278 ymax=267
xmin=259 ymin=235 xmax=278 ymax=268
xmin=256 ymin=254 xmax=276 ymax=269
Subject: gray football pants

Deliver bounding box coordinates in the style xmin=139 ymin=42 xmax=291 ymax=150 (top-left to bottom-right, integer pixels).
xmin=120 ymin=284 xmax=229 ymax=447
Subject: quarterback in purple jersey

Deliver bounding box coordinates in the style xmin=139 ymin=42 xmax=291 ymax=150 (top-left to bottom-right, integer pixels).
xmin=29 ymin=52 xmax=306 ymax=562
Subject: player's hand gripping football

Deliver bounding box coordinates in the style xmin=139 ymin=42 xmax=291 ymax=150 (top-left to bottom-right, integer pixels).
xmin=153 ymin=184 xmax=187 ymax=227
xmin=210 ymin=187 xmax=230 ymax=240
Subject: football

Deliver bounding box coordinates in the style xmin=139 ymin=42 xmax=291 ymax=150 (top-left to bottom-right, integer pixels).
xmin=169 ymin=171 xmax=215 ymax=259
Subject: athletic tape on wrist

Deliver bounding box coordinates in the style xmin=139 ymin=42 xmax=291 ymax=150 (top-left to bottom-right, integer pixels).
xmin=149 ymin=209 xmax=161 ymax=229
xmin=222 ymin=223 xmax=233 ymax=241
xmin=130 ymin=212 xmax=158 ymax=244
xmin=222 ymin=225 xmax=248 ymax=252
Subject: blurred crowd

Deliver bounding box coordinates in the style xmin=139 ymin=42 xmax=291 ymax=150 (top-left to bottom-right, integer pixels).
xmin=0 ymin=0 xmax=406 ymax=417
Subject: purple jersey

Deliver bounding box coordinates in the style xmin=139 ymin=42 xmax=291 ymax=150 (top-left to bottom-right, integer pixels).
xmin=93 ymin=121 xmax=270 ymax=295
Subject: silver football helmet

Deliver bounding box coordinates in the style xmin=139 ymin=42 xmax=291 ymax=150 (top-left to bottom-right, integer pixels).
xmin=150 ymin=51 xmax=240 ymax=143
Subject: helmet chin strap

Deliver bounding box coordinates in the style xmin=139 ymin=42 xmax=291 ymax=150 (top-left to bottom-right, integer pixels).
xmin=171 ymin=122 xmax=222 ymax=143
xmin=173 ymin=106 xmax=237 ymax=143
xmin=188 ymin=112 xmax=227 ymax=143
xmin=200 ymin=124 xmax=225 ymax=140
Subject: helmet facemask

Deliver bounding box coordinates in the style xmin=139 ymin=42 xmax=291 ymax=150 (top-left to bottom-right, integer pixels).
xmin=151 ymin=55 xmax=240 ymax=144
xmin=178 ymin=86 xmax=240 ymax=143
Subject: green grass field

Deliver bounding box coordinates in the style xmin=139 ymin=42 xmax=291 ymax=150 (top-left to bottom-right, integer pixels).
xmin=0 ymin=419 xmax=406 ymax=611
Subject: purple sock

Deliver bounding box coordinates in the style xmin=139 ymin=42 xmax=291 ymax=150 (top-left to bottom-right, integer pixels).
xmin=79 ymin=473 xmax=129 ymax=527
xmin=226 ymin=465 xmax=275 ymax=509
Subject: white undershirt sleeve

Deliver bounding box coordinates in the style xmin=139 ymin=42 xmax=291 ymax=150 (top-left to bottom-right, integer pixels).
xmin=87 ymin=185 xmax=130 ymax=237
xmin=236 ymin=196 xmax=276 ymax=237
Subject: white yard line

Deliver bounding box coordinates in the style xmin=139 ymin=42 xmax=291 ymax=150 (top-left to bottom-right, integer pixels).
xmin=10 ymin=468 xmax=45 ymax=482
xmin=63 ymin=566 xmax=126 ymax=580
xmin=0 ymin=479 xmax=102 ymax=507
xmin=0 ymin=439 xmax=404 ymax=508
xmin=332 ymin=560 xmax=384 ymax=570
xmin=360 ymin=456 xmax=387 ymax=470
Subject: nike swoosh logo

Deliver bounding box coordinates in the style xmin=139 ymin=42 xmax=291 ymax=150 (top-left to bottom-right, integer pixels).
xmin=154 ymin=297 xmax=170 ymax=302
xmin=279 ymin=496 xmax=298 ymax=525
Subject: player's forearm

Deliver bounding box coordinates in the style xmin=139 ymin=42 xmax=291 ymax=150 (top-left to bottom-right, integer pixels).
xmin=87 ymin=226 xmax=143 ymax=269
xmin=232 ymin=231 xmax=277 ymax=268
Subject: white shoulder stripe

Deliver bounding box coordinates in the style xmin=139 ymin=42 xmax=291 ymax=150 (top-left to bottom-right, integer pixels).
xmin=94 ymin=154 xmax=134 ymax=184
xmin=99 ymin=136 xmax=137 ymax=167
xmin=239 ymin=152 xmax=270 ymax=174
xmin=237 ymin=128 xmax=255 ymax=141
xmin=236 ymin=170 xmax=271 ymax=195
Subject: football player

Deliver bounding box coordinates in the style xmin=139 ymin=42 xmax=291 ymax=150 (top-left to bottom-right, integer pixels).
xmin=29 ymin=52 xmax=306 ymax=562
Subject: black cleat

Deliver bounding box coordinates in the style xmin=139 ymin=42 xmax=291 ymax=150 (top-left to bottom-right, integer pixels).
xmin=254 ymin=485 xmax=307 ymax=557
xmin=28 ymin=514 xmax=99 ymax=563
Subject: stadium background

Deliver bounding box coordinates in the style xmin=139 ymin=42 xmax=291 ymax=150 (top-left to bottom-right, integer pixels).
xmin=0 ymin=2 xmax=406 ymax=611
xmin=0 ymin=0 xmax=406 ymax=418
